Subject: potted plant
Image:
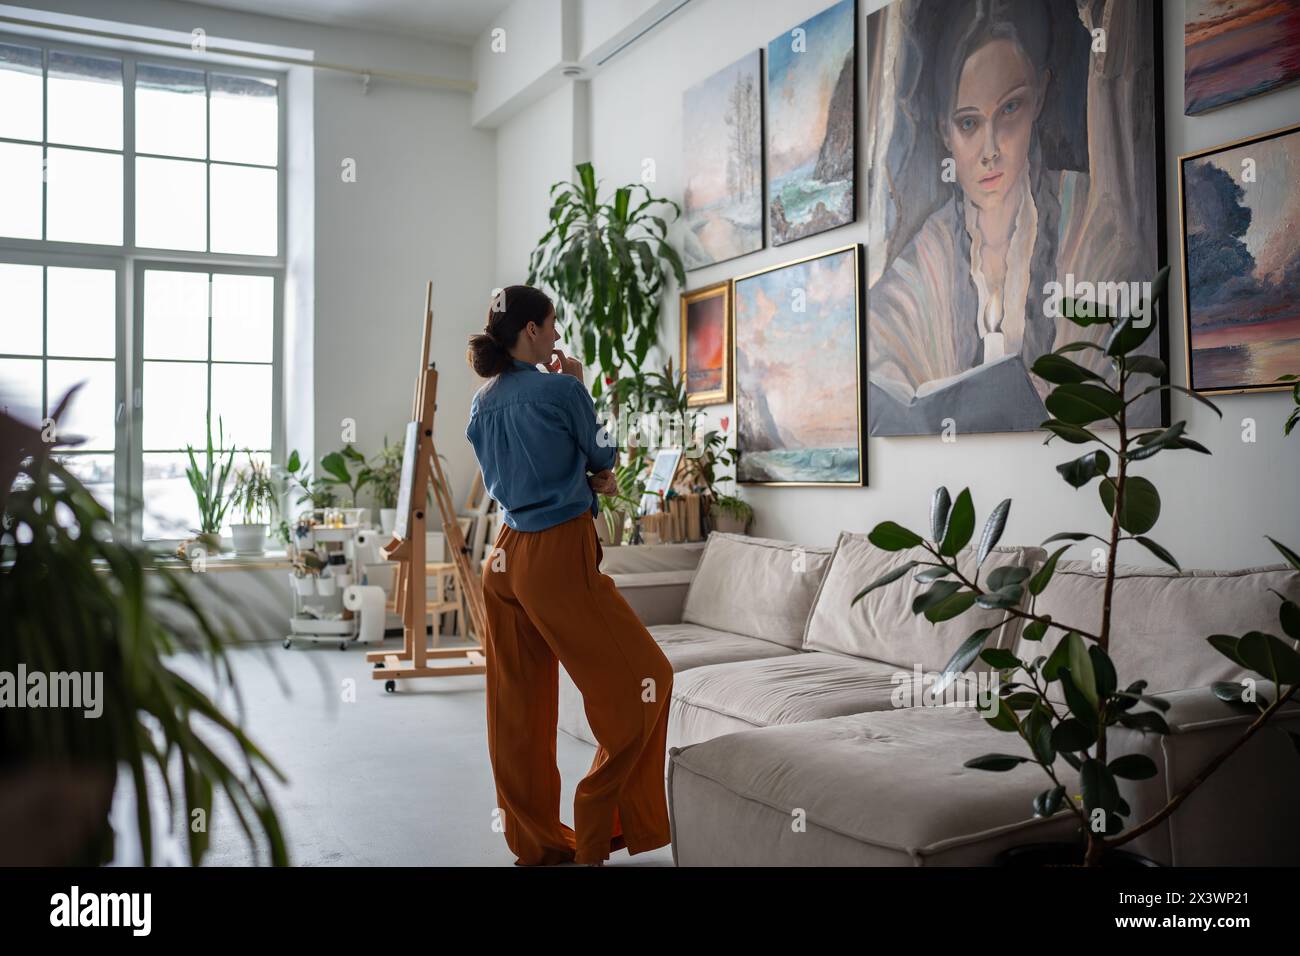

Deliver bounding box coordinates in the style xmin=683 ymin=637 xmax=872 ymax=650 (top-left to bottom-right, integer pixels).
xmin=319 ymin=444 xmax=371 ymax=511
xmin=182 ymin=410 xmax=235 ymax=554
xmin=596 ymin=460 xmax=646 ymax=547
xmin=528 ymin=161 xmax=685 ymax=401
xmin=229 ymin=454 xmax=278 ymax=556
xmin=855 ymin=267 xmax=1300 ymax=866
xmin=367 ymin=436 xmax=404 ymax=534
xmin=0 ymin=388 xmax=288 ymax=865
xmin=709 ymin=487 xmax=753 ymax=535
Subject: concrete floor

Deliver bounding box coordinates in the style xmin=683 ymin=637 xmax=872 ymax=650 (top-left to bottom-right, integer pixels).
xmin=144 ymin=636 xmax=676 ymax=867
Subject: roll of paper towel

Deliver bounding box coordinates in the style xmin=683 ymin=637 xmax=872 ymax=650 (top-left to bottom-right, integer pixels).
xmin=354 ymin=530 xmax=385 ymax=567
xmin=343 ymin=584 xmax=386 ymax=644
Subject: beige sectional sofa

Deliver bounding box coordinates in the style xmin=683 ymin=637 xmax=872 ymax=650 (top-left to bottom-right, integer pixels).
xmin=560 ymin=530 xmax=1300 ymax=866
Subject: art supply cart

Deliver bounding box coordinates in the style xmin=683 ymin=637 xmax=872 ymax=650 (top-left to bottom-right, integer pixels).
xmin=284 ymin=508 xmax=381 ymax=650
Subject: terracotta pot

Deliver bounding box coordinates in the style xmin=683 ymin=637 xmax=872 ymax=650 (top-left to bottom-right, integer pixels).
xmin=709 ymin=510 xmax=750 ymax=535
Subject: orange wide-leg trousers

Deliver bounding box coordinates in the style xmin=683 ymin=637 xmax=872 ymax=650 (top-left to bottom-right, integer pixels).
xmin=482 ymin=510 xmax=674 ymax=865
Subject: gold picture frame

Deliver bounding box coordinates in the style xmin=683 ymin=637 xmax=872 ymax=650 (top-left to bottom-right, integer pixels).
xmin=1178 ymin=120 xmax=1300 ymax=396
xmin=679 ymin=280 xmax=733 ymax=406
xmin=731 ymin=242 xmax=864 ymax=486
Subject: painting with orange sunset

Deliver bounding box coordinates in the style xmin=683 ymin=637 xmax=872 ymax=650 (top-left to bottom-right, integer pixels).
xmin=1182 ymin=124 xmax=1300 ymax=393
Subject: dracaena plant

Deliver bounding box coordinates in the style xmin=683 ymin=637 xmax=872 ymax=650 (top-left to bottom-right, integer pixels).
xmin=855 ymin=266 xmax=1300 ymax=866
xmin=527 ymin=161 xmax=686 ymax=400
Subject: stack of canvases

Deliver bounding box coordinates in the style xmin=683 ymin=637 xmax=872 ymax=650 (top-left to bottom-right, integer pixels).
xmin=675 ymin=0 xmax=1300 ymax=483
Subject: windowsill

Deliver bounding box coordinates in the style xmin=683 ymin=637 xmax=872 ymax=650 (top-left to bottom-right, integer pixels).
xmin=148 ymin=549 xmax=294 ymax=572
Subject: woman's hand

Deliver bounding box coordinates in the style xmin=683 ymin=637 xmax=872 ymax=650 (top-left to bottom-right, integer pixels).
xmin=588 ymin=469 xmax=617 ymax=496
xmin=548 ymin=347 xmax=584 ymax=383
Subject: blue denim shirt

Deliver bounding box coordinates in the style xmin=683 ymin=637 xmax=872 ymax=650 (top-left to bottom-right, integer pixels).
xmin=465 ymin=357 xmax=618 ymax=532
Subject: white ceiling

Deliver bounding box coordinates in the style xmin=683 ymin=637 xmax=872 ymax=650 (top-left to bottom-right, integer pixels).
xmin=184 ymin=0 xmax=514 ymax=45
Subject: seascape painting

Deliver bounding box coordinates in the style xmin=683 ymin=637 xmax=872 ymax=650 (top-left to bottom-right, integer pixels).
xmin=1185 ymin=0 xmax=1300 ymax=116
xmin=733 ymin=245 xmax=861 ymax=485
xmin=864 ymin=0 xmax=1166 ymax=436
xmin=1181 ymin=123 xmax=1300 ymax=394
xmin=681 ymin=50 xmax=764 ymax=270
xmin=680 ymin=281 xmax=731 ymax=406
xmin=766 ymin=0 xmax=856 ymax=246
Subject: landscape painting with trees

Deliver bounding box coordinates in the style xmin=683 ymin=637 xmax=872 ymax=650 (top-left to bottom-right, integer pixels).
xmin=682 ymin=49 xmax=764 ymax=270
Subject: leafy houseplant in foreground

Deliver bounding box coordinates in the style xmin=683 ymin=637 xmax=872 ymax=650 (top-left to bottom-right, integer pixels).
xmin=855 ymin=267 xmax=1300 ymax=866
xmin=0 ymin=389 xmax=288 ymax=865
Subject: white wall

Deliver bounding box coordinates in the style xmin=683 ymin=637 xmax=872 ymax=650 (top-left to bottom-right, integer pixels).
xmin=489 ymin=0 xmax=1300 ymax=569
xmin=19 ymin=0 xmax=497 ymax=512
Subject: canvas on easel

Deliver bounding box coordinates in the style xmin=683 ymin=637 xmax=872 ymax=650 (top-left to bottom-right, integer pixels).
xmin=368 ymin=281 xmax=489 ymax=691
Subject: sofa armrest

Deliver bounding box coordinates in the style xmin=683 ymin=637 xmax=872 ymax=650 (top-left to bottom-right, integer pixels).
xmin=609 ymin=570 xmax=695 ymax=626
xmin=1107 ymin=683 xmax=1300 ymax=865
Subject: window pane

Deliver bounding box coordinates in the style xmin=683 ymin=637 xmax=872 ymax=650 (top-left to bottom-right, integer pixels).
xmin=0 ymin=357 xmax=42 ymax=426
xmin=135 ymin=156 xmax=206 ymax=251
xmin=143 ymin=270 xmax=208 ymax=360
xmin=0 ymin=263 xmax=43 ymax=355
xmin=143 ymin=360 xmax=207 ymax=450
xmin=136 ymin=63 xmax=205 ymax=159
xmin=46 ymin=148 xmax=122 ymax=245
xmin=58 ymin=453 xmax=114 ymax=514
xmin=210 ymin=164 xmax=276 ymax=255
xmin=212 ymin=274 xmax=273 ymax=362
xmin=211 ymin=362 xmax=272 ymax=450
xmin=210 ymin=73 xmax=277 ymax=165
xmin=143 ymin=452 xmax=201 ymax=539
xmin=48 ymin=50 xmax=122 ymax=150
xmin=48 ymin=266 xmax=115 ymax=358
xmin=47 ymin=358 xmax=115 ymax=450
xmin=0 ymin=43 xmax=42 ymax=141
xmin=0 ymin=142 xmax=42 ymax=239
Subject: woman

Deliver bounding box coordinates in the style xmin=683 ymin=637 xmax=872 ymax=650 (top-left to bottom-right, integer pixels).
xmin=868 ymin=0 xmax=1158 ymax=435
xmin=464 ymin=285 xmax=674 ymax=867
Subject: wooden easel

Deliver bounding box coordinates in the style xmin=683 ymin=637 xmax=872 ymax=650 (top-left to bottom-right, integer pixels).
xmin=369 ymin=281 xmax=489 ymax=690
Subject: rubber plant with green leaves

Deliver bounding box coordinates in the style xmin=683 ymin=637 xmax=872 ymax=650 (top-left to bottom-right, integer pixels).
xmin=854 ymin=266 xmax=1300 ymax=866
xmin=319 ymin=444 xmax=370 ymax=508
xmin=527 ymin=161 xmax=686 ymax=400
xmin=0 ymin=387 xmax=288 ymax=865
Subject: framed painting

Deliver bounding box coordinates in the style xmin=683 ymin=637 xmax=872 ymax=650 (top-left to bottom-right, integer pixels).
xmin=680 ymin=280 xmax=731 ymax=406
xmin=1185 ymin=0 xmax=1300 ymax=116
xmin=682 ymin=50 xmax=764 ymax=270
xmin=766 ymin=0 xmax=856 ymax=247
xmin=864 ymin=0 xmax=1168 ymax=436
xmin=732 ymin=243 xmax=862 ymax=485
xmin=1179 ymin=122 xmax=1300 ymax=395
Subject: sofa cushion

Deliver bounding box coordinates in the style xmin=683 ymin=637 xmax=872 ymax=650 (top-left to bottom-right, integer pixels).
xmin=682 ymin=532 xmax=834 ymax=649
xmin=667 ymin=706 xmax=1080 ymax=865
xmin=1021 ymin=561 xmax=1300 ymax=696
xmin=666 ymin=650 xmax=983 ymax=750
xmin=649 ymin=621 xmax=801 ymax=671
xmin=558 ymin=621 xmax=797 ymax=746
xmin=803 ymin=532 xmax=1045 ymax=672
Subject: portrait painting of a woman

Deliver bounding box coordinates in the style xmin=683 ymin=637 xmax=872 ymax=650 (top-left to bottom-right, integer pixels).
xmin=865 ymin=0 xmax=1166 ymax=436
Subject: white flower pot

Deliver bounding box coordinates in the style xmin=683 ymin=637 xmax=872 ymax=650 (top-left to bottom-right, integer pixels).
xmin=231 ymin=523 xmax=268 ymax=555
xmin=380 ymin=508 xmax=397 ymax=535
xmin=334 ymin=571 xmax=353 ymax=590
xmin=292 ymin=574 xmax=316 ymax=597
xmin=316 ymin=575 xmax=337 ymax=597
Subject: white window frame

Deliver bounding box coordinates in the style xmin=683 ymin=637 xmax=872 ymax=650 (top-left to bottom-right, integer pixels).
xmin=0 ymin=32 xmax=287 ymax=546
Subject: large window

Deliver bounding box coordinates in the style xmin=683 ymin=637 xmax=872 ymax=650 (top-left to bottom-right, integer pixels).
xmin=0 ymin=36 xmax=284 ymax=542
